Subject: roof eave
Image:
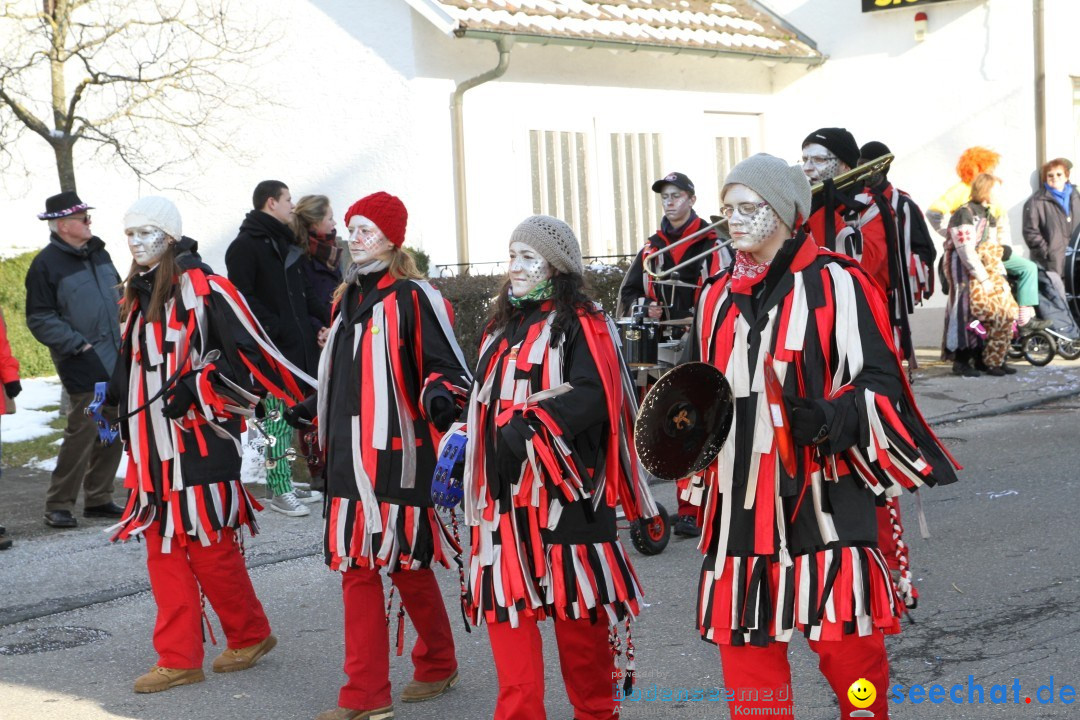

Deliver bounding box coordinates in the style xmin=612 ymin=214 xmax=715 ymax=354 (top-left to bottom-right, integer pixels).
xmin=455 ymin=28 xmax=825 ymax=65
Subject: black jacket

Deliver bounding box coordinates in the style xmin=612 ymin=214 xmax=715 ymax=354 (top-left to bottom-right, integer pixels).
xmin=224 ymin=211 xmax=328 ymax=376
xmin=24 ymin=234 xmax=122 ymax=393
xmin=1022 ymin=186 xmax=1080 ymax=276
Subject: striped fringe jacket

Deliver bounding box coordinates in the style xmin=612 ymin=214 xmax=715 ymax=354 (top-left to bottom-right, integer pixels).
xmin=690 ymin=233 xmax=959 ymax=647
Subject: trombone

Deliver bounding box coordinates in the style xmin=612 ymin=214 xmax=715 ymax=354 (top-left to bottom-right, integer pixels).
xmin=810 ymin=153 xmax=893 ymax=195
xmin=642 ymin=153 xmax=893 ymax=280
xmin=642 ymin=216 xmax=732 ymax=280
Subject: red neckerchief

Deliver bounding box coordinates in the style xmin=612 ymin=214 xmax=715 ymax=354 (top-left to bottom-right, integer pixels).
xmin=730 ymin=250 xmax=772 ymax=294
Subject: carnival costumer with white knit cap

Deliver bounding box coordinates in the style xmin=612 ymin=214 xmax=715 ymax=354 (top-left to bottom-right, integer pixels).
xmin=110 ymin=196 xmax=316 ymax=694
xmin=686 ymin=155 xmax=959 ymax=719
xmin=457 ymin=214 xmax=657 ymax=720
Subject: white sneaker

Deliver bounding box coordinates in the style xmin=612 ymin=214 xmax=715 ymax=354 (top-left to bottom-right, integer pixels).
xmin=293 ymin=487 xmax=323 ymax=505
xmin=292 ymin=481 xmax=311 ymax=491
xmin=269 ymin=492 xmax=310 ymax=517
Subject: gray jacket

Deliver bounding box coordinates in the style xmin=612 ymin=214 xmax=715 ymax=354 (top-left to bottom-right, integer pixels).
xmin=25 ymin=234 xmax=122 ymax=393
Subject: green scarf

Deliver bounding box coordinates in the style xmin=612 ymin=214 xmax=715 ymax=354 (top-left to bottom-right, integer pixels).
xmin=508 ymin=279 xmax=553 ymax=308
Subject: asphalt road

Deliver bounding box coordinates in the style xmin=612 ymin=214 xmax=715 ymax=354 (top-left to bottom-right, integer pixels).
xmin=0 ymin=399 xmax=1078 ymax=720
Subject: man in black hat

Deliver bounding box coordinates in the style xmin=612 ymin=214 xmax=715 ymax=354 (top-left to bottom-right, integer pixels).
xmin=25 ymin=191 xmax=125 ymax=528
xmin=802 ymin=128 xmax=896 ymax=316
xmin=617 ymin=171 xmax=728 ymax=538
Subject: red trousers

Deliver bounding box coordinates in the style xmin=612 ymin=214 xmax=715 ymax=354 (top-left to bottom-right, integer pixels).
xmin=675 ymin=477 xmax=695 ymax=517
xmin=145 ymin=525 xmax=270 ymax=669
xmin=718 ymin=633 xmax=891 ymax=718
xmin=339 ymin=567 xmax=457 ymax=711
xmin=487 ymin=615 xmax=616 ymax=720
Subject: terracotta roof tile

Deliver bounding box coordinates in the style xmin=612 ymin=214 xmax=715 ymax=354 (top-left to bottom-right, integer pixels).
xmin=414 ymin=0 xmax=821 ymax=60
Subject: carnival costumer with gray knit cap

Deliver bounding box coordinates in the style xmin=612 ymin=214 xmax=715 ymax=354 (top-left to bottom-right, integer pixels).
xmin=456 ymin=214 xmax=658 ymax=720
xmin=685 ymin=154 xmax=959 ymax=719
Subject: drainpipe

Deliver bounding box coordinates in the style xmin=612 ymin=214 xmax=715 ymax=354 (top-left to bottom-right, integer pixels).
xmin=451 ymin=36 xmax=512 ymax=271
xmin=1033 ymin=0 xmax=1046 ymax=171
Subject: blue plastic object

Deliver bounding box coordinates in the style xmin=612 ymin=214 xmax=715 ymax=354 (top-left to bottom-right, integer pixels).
xmin=86 ymin=381 xmax=119 ymax=445
xmin=431 ymin=432 xmax=467 ymax=509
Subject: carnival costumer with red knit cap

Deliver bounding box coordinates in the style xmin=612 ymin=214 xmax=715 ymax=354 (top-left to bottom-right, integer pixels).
xmin=108 ymin=196 xmax=317 ymax=693
xmin=284 ymin=192 xmax=471 ymax=720
xmin=456 ymin=214 xmax=658 ymax=720
xmin=686 ymin=155 xmax=959 ymax=719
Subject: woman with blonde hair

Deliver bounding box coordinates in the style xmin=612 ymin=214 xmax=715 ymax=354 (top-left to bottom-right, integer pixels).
xmin=943 ymin=173 xmax=1019 ymax=376
xmin=290 ymin=194 xmax=342 ymax=340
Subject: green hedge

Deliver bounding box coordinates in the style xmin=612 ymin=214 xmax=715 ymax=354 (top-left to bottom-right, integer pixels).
xmin=430 ymin=262 xmax=628 ymax=369
xmin=0 ymin=251 xmax=54 ymax=378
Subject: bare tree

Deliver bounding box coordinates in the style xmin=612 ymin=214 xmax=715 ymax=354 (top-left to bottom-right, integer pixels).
xmin=0 ymin=0 xmax=270 ymax=192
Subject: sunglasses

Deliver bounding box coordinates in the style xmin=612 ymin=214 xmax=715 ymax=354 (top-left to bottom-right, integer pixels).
xmin=62 ymin=214 xmax=91 ymax=224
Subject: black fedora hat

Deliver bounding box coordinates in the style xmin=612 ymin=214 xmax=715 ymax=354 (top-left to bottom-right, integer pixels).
xmin=38 ymin=191 xmax=94 ymax=220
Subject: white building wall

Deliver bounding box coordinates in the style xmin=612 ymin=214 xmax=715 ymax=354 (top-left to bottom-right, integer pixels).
xmin=2 ymin=0 xmax=1078 ymax=349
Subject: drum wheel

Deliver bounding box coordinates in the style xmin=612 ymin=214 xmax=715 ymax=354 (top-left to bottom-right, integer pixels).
xmin=630 ymin=502 xmax=671 ymax=556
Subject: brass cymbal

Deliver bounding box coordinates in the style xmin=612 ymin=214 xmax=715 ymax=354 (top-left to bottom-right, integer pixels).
xmin=634 ymin=362 xmax=733 ymax=480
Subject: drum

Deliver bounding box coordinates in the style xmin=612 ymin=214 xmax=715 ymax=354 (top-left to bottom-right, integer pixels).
xmin=1067 ymin=226 xmax=1080 ymax=324
xmin=617 ymin=317 xmax=660 ymax=368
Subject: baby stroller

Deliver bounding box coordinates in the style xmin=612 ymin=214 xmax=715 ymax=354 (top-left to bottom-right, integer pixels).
xmin=1008 ymin=267 xmax=1080 ymax=365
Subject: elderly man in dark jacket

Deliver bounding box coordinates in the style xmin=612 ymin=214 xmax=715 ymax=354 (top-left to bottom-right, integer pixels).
xmin=25 ymin=191 xmax=124 ymax=528
xmin=1023 ymin=157 xmax=1080 ymax=277
xmin=226 ymin=180 xmax=329 ymax=517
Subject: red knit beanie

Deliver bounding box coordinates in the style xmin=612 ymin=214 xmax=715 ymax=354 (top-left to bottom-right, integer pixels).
xmin=344 ymin=192 xmax=408 ymax=247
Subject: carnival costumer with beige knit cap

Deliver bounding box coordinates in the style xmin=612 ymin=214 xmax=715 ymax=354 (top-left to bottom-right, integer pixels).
xmin=686 ymin=154 xmax=959 ymax=719
xmin=457 ymin=214 xmax=657 ymax=720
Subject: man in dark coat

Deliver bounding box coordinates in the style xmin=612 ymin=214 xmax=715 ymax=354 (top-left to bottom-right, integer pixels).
xmin=25 ymin=191 xmax=125 ymax=528
xmin=225 ymin=180 xmax=329 ymax=517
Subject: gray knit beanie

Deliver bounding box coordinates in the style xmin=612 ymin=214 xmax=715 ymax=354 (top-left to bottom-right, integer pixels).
xmin=722 ymin=153 xmax=812 ymax=228
xmin=508 ymin=215 xmax=584 ymax=276
xmin=124 ymin=195 xmax=183 ymax=240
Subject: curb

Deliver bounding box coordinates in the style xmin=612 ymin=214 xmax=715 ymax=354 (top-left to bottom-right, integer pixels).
xmin=925 ymin=385 xmax=1080 ymax=426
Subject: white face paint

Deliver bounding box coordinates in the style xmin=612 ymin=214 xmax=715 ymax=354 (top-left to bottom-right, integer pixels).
xmin=347 ymin=215 xmax=392 ymax=263
xmin=658 ymin=184 xmax=695 ymax=227
xmin=801 ymin=142 xmax=843 ymax=183
xmin=723 ymin=185 xmax=784 ymax=257
xmin=126 ymin=226 xmax=170 ymax=267
xmin=508 ymin=241 xmax=552 ymax=297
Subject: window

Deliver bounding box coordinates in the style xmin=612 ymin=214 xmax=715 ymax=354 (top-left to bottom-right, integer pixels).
xmin=529 ymin=130 xmax=591 ymax=252
xmin=715 ymin=135 xmax=751 ymax=206
xmin=1073 ymin=77 xmax=1080 ymax=165
xmin=609 ymin=132 xmax=663 ymax=256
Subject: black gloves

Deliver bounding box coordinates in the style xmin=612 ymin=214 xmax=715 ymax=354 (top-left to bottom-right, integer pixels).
xmin=428 ymin=394 xmax=457 ymax=433
xmin=492 ymin=416 xmax=531 ymax=504
xmin=787 ymin=396 xmax=829 ymax=447
xmin=4 ymin=380 xmax=21 ymax=399
xmin=161 ymin=382 xmax=197 ymax=420
xmin=1001 ymin=245 xmax=1012 ymax=261
xmin=283 ymin=403 xmax=314 ymax=429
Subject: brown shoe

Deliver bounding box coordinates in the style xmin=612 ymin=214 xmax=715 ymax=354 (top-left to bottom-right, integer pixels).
xmin=400 ymin=669 xmax=459 ymax=703
xmin=314 ymin=707 xmax=394 ymax=720
xmin=211 ymin=634 xmax=277 ymax=673
xmin=133 ymin=665 xmax=205 ymax=693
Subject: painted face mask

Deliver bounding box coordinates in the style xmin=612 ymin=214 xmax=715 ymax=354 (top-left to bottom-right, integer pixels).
xmin=347 ymin=216 xmax=391 ymax=263
xmin=508 ymin=241 xmax=552 ymax=298
xmin=723 ymin=186 xmax=781 ymax=253
xmin=801 ymin=142 xmax=841 ymax=183
xmin=126 ymin=226 xmax=169 ymax=267
xmin=659 ymin=186 xmax=694 ymax=226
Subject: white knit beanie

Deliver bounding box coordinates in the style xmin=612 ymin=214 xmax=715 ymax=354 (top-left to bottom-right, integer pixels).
xmin=722 ymin=153 xmax=812 ymax=228
xmin=509 ymin=215 xmax=585 ymax=276
xmin=124 ymin=196 xmax=183 ymax=241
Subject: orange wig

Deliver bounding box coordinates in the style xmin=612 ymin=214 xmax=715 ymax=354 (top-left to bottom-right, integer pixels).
xmin=955 ymin=147 xmax=1000 ymax=185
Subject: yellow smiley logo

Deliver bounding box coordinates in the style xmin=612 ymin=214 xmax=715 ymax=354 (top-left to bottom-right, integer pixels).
xmin=847 ymin=678 xmax=876 ymax=709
